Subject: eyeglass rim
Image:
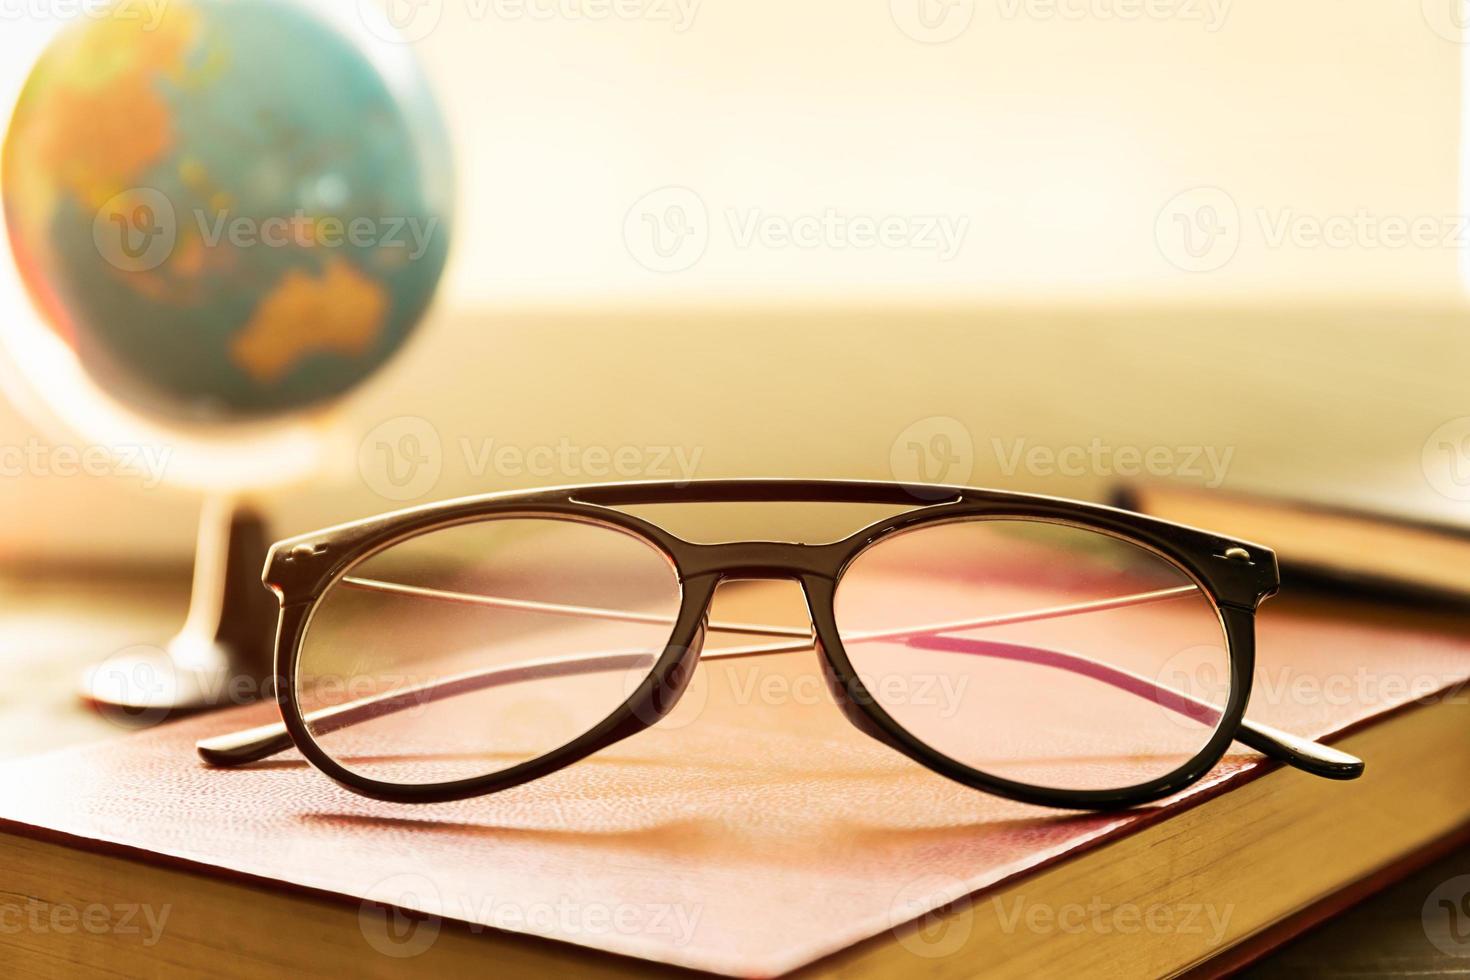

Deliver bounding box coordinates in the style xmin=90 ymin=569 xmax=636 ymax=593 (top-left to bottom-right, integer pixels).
xmin=265 ymin=479 xmax=1273 ymax=810
xmin=820 ymin=514 xmax=1243 ymax=805
xmin=264 ymin=479 xmax=1278 ymax=609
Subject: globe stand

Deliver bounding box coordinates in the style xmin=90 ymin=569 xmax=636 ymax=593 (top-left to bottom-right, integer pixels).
xmin=80 ymin=496 xmax=278 ymax=721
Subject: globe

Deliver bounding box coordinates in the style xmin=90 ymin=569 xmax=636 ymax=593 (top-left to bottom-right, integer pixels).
xmin=1 ymin=0 xmax=452 ymax=424
xmin=0 ymin=0 xmax=454 ymax=714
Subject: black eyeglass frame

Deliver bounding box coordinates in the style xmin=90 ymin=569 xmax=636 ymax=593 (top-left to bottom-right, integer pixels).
xmin=226 ymin=479 xmax=1361 ymax=812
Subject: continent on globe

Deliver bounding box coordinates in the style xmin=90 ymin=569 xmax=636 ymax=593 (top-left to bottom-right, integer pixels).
xmin=232 ymin=258 xmax=388 ymax=384
xmin=2 ymin=0 xmax=452 ymax=423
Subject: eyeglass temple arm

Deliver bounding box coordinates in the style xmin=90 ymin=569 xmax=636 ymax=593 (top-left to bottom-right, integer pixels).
xmin=902 ymin=635 xmax=1360 ymax=779
xmin=196 ymin=649 xmax=656 ymax=769
xmin=195 ymin=592 xmax=1361 ymax=780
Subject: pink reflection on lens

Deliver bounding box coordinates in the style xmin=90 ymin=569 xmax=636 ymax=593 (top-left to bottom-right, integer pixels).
xmin=833 ymin=519 xmax=1230 ymax=792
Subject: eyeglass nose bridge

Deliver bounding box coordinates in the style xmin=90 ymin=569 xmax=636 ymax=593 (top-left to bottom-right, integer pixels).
xmin=794 ymin=573 xmax=913 ymax=754
xmin=663 ymin=564 xmax=903 ymax=759
xmin=675 ymin=540 xmax=850 ymax=580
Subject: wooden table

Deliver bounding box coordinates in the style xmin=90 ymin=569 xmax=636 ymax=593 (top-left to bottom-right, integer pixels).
xmin=1243 ymin=851 xmax=1470 ymax=977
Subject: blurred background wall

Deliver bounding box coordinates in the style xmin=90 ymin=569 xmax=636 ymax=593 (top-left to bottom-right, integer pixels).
xmin=0 ymin=0 xmax=1465 ymax=562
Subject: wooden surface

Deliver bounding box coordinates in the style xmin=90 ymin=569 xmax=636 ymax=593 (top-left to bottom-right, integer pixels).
xmin=1244 ymin=849 xmax=1470 ymax=977
xmin=0 ymin=566 xmax=188 ymax=759
xmin=0 ymin=570 xmax=1465 ymax=976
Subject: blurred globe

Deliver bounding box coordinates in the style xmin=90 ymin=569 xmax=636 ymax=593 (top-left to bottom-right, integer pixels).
xmin=1 ymin=0 xmax=452 ymax=424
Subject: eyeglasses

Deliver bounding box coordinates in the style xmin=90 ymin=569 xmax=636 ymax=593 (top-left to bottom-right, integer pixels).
xmin=196 ymin=479 xmax=1362 ymax=811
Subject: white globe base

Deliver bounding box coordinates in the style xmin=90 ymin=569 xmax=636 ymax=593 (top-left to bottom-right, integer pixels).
xmin=79 ymin=497 xmax=277 ymax=722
